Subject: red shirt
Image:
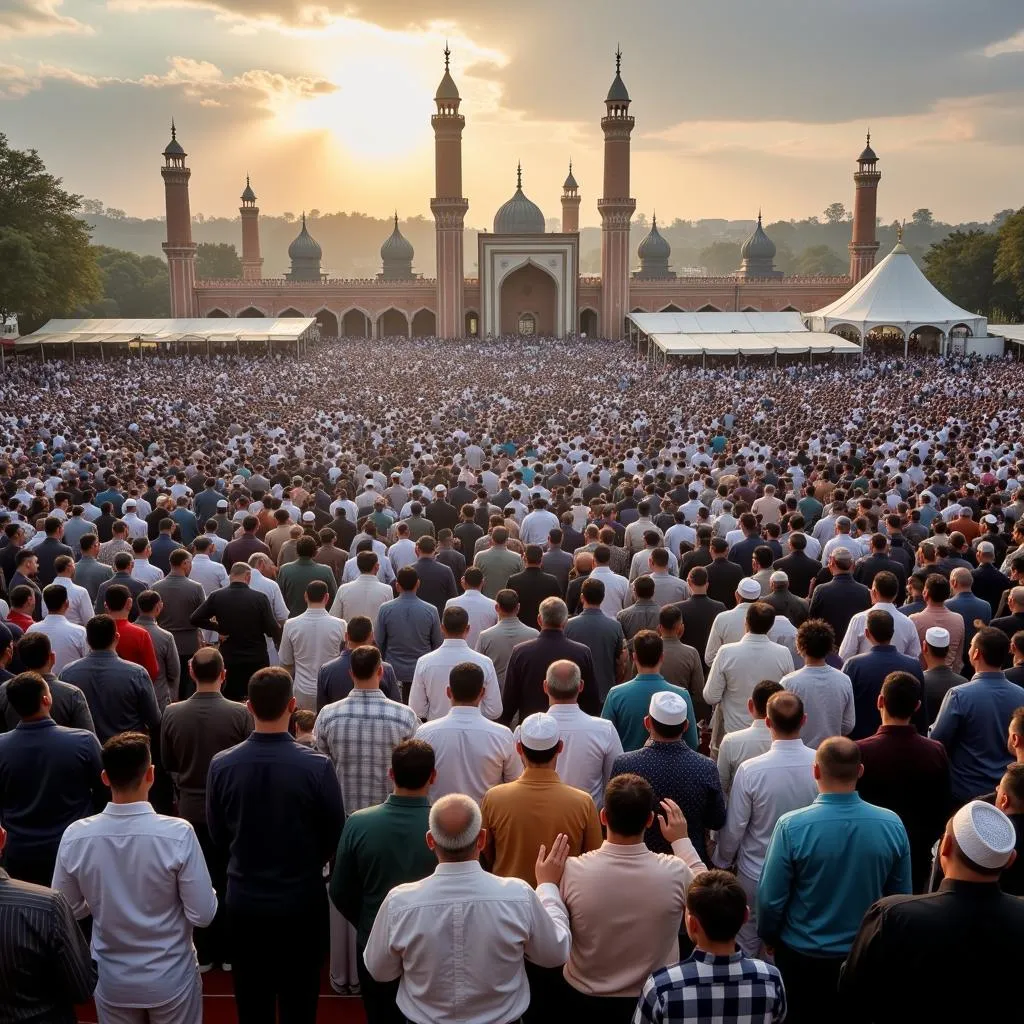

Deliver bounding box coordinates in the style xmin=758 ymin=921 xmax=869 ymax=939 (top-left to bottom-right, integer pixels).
xmin=6 ymin=612 xmax=33 ymax=633
xmin=113 ymin=619 xmax=159 ymax=683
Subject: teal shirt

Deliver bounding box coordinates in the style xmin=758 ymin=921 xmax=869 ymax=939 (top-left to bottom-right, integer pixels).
xmin=797 ymin=495 xmax=823 ymax=526
xmin=756 ymin=792 xmax=911 ymax=956
xmin=601 ymin=673 xmax=699 ymax=753
xmin=329 ymin=795 xmax=435 ymax=949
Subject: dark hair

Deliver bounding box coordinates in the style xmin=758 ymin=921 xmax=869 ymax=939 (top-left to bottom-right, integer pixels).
xmin=1001 ymin=762 xmax=1024 ymax=808
xmin=686 ymin=870 xmax=748 ymax=942
xmin=650 ymin=547 xmax=670 ymax=568
xmin=463 ymin=567 xmax=484 ymax=588
xmin=797 ymin=618 xmax=835 ymax=658
xmin=190 ymin=647 xmax=224 ymax=683
xmin=14 ymin=549 xmax=36 ymax=568
xmin=745 ymin=602 xmax=776 ymax=636
xmin=442 ymin=605 xmax=469 ymax=635
xmin=16 ymin=632 xmax=51 ymax=671
xmin=972 ymin=626 xmax=1010 ymax=669
xmin=632 ymin=630 xmax=663 ymax=668
xmin=865 ymin=608 xmax=895 ymax=644
xmin=495 ymin=589 xmax=519 ymax=613
xmin=131 ymin=537 xmax=149 ymax=555
xmin=112 ymin=552 xmax=132 ymax=572
xmin=524 ymin=544 xmax=543 ymax=565
xmin=86 ymin=614 xmax=117 ymax=650
xmin=521 ymin=741 xmax=560 ymax=765
xmin=581 ymin=577 xmax=606 ymax=605
xmin=417 ymin=536 xmax=436 ymax=555
xmin=924 ymin=573 xmax=951 ymax=603
xmin=81 ymin=534 xmax=99 ymax=554
xmin=633 ymin=576 xmax=655 ymax=600
xmin=448 ymin=661 xmax=485 ymax=703
xmin=789 ymin=531 xmax=807 ymax=551
xmin=296 ymin=536 xmax=317 ymax=559
xmin=752 ymin=679 xmax=784 ymax=717
xmin=349 ymin=645 xmax=382 ymax=681
xmin=356 ymin=550 xmax=378 ymax=573
xmin=305 ymin=579 xmax=329 ymax=604
xmin=159 ymin=518 xmax=175 ymax=533
xmin=392 ymin=739 xmax=435 ymax=789
xmin=104 ymin=583 xmax=131 ymax=613
xmin=247 ymin=666 xmax=293 ymax=720
xmin=870 ymin=571 xmax=898 ymax=602
xmin=881 ymin=671 xmax=921 ymax=720
xmin=816 ymin=736 xmax=861 ymax=784
xmin=753 ymin=545 xmax=773 ymax=570
xmin=5 ymin=671 xmax=48 ymax=718
xmin=169 ymin=548 xmax=191 ymax=569
xmin=102 ymin=732 xmax=152 ymax=790
xmin=136 ymin=590 xmax=160 ymax=615
xmin=603 ymin=773 xmax=655 ymax=836
xmin=766 ymin=691 xmax=804 ymax=734
xmin=346 ymin=615 xmax=373 ymax=644
xmin=396 ymin=566 xmax=419 ymax=591
xmin=41 ymin=584 xmax=68 ymax=614
xmin=688 ymin=566 xmax=709 ymax=586
xmin=659 ymin=605 xmax=682 ymax=631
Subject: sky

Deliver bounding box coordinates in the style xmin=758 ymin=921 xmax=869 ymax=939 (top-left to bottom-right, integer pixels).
xmin=2 ymin=1 xmax=1024 ymax=228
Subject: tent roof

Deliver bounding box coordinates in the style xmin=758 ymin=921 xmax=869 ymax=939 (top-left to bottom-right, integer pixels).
xmin=650 ymin=331 xmax=860 ymax=356
xmin=990 ymin=325 xmax=1024 ymax=346
xmin=17 ymin=318 xmax=317 ymax=346
xmin=628 ymin=311 xmax=806 ymax=336
xmin=807 ymin=243 xmax=986 ymax=332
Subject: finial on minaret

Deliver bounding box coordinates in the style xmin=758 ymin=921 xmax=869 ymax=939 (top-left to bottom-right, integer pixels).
xmin=757 ymin=208 xmax=762 ymax=226
xmin=301 ymin=211 xmax=307 ymax=229
xmin=246 ymin=174 xmax=250 ymax=187
xmin=444 ymin=41 xmax=450 ymax=69
xmin=517 ymin=161 xmax=522 ymax=190
xmin=171 ymin=119 xmax=176 ymax=141
xmin=866 ymin=129 xmax=871 ymax=146
xmin=615 ymin=46 xmax=622 ymax=74
xmin=652 ymin=210 xmax=657 ymax=227
xmin=394 ymin=210 xmax=399 ymax=228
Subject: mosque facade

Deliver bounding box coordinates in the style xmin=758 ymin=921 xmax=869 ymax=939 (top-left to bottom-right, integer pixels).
xmin=162 ymin=50 xmax=880 ymax=340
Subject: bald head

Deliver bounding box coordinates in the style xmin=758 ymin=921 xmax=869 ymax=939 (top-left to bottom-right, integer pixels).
xmin=950 ymin=567 xmax=974 ymax=591
xmin=765 ymin=691 xmax=805 ymax=737
xmin=544 ymin=659 xmax=582 ymax=701
xmin=428 ymin=794 xmax=483 ymax=861
xmin=574 ymin=551 xmax=594 ymax=574
xmin=1011 ymin=586 xmax=1024 ymax=613
xmin=815 ymin=736 xmax=862 ymax=790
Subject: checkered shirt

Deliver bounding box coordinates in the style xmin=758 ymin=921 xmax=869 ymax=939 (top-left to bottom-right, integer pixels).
xmin=633 ymin=950 xmax=786 ymax=1024
xmin=313 ymin=688 xmax=418 ymax=813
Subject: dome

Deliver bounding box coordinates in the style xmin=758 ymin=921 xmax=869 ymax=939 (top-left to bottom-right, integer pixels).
xmin=380 ymin=213 xmax=414 ymax=261
xmin=563 ymin=161 xmax=578 ymax=191
xmin=740 ymin=213 xmax=776 ymax=261
xmin=606 ymin=47 xmax=630 ymax=103
xmin=288 ymin=213 xmax=322 ymax=260
xmin=858 ymin=132 xmax=878 ymax=163
xmin=240 ymin=176 xmax=257 ymax=203
xmin=435 ymin=45 xmax=460 ymax=102
xmin=638 ymin=214 xmax=670 ymax=261
xmin=163 ymin=121 xmax=185 ymax=158
xmin=493 ymin=164 xmax=546 ymax=234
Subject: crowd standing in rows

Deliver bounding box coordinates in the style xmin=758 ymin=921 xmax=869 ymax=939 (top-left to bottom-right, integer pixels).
xmin=1 ymin=337 xmax=1024 ymax=1024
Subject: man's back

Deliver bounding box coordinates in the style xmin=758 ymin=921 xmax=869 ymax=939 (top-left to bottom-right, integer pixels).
xmin=674 ymin=595 xmax=726 ymax=673
xmin=474 ymin=545 xmax=523 ymax=598
xmin=843 ymin=647 xmax=927 ymax=740
xmin=477 ymin=617 xmax=538 ymax=686
xmin=61 ymin=652 xmax=160 ymax=743
xmin=565 ymin=608 xmax=624 ymax=702
xmin=809 ymin=575 xmax=872 ymax=641
xmin=501 ymin=630 xmax=598 ymax=723
xmin=603 ymin=675 xmax=698 ymax=753
xmin=780 ymin=664 xmax=855 ymax=749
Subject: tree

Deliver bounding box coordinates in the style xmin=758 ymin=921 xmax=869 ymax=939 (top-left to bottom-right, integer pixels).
xmin=0 ymin=134 xmax=101 ymax=322
xmin=911 ymin=208 xmax=934 ymax=228
xmin=994 ymin=209 xmax=1024 ymax=314
xmin=699 ymin=241 xmax=741 ymax=275
xmin=823 ymin=202 xmax=847 ymax=224
xmin=795 ymin=245 xmax=846 ymax=276
xmin=196 ymin=242 xmax=242 ymax=280
xmin=925 ymin=229 xmax=1017 ymax=318
xmin=76 ymin=247 xmax=170 ymax=318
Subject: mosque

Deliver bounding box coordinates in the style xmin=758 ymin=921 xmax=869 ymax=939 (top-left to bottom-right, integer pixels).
xmin=161 ymin=49 xmax=881 ymax=340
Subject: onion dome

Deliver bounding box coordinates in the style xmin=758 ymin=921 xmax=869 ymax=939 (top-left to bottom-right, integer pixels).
xmin=241 ymin=175 xmax=257 ymax=203
xmin=563 ymin=161 xmax=579 ymax=191
xmin=638 ymin=214 xmax=670 ymax=261
xmin=858 ymin=131 xmax=878 ymax=163
xmin=494 ymin=163 xmax=546 ymax=234
xmin=163 ymin=120 xmax=185 ymax=158
xmin=740 ymin=211 xmax=776 ymax=261
xmin=379 ymin=212 xmax=415 ymax=280
xmin=288 ymin=212 xmax=322 ymax=260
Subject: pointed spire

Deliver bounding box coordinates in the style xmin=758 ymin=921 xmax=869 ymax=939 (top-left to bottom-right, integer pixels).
xmin=171 ymin=119 xmax=176 ymax=141
xmin=246 ymin=174 xmax=250 ymax=188
xmin=896 ymin=219 xmax=905 ymax=244
xmin=615 ymin=46 xmax=622 ymax=74
xmin=394 ymin=210 xmax=399 ymax=229
xmin=517 ymin=161 xmax=522 ymax=191
xmin=301 ymin=211 xmax=307 ymax=230
xmin=757 ymin=209 xmax=762 ymax=226
xmin=866 ymin=129 xmax=871 ymax=146
xmin=652 ymin=211 xmax=657 ymax=228
xmin=444 ymin=41 xmax=450 ymax=69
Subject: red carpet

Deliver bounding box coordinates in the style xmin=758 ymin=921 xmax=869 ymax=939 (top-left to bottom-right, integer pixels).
xmin=76 ymin=966 xmax=368 ymax=1022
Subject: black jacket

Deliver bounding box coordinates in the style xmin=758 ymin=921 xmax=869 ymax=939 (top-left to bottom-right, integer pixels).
xmin=672 ymin=594 xmax=726 ymax=675
xmin=807 ymin=573 xmax=872 ymax=642
xmin=705 ymin=557 xmax=743 ymax=608
xmin=772 ymin=550 xmax=823 ymax=599
xmin=507 ymin=567 xmax=562 ymax=628
xmin=425 ymin=500 xmax=458 ymax=534
xmin=411 ymin=557 xmax=458 ymax=617
xmin=500 ymin=629 xmax=598 ymax=724
xmin=973 ymin=563 xmax=1012 ymax=617
xmin=854 ymin=553 xmax=908 ymax=605
xmin=190 ymin=582 xmax=282 ymax=663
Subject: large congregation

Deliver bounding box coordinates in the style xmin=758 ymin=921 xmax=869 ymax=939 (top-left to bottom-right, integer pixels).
xmin=1 ymin=336 xmax=1023 ymax=1024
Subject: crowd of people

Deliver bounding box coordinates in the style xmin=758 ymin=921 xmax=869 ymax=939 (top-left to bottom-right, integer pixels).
xmin=1 ymin=337 xmax=1023 ymax=1024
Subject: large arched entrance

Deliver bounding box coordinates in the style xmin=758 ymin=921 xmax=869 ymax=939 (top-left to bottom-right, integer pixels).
xmin=377 ymin=308 xmax=409 ymax=338
xmin=500 ymin=263 xmax=557 ymax=336
xmin=341 ymin=309 xmax=370 ymax=338
xmin=238 ymin=307 xmax=265 ymax=318
xmin=411 ymin=309 xmax=436 ymax=338
xmin=315 ymin=309 xmax=338 ymax=337
xmin=579 ymin=308 xmax=598 ymax=337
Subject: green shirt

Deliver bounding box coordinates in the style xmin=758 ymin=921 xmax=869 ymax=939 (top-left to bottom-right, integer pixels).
xmin=329 ymin=795 xmax=435 ymax=949
xmin=601 ymin=673 xmax=699 ymax=753
xmin=277 ymin=557 xmax=338 ymax=618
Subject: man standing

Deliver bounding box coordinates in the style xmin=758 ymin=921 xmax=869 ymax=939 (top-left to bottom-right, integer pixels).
xmin=756 ymin=737 xmax=912 ymax=1024
xmin=837 ymin=571 xmax=921 ymax=661
xmin=26 ymin=585 xmax=88 ymax=673
xmin=375 ymin=566 xmax=442 ymax=700
xmin=673 ymin=566 xmax=727 ymax=677
xmin=52 ymin=732 xmax=217 ymax=1023
xmin=0 ymin=632 xmax=94 ymax=733
xmin=507 ymin=545 xmax=562 ymax=627
xmin=716 ymin=679 xmax=782 ymax=797
xmin=565 ymin=578 xmax=627 ymax=704
xmin=922 ymin=625 xmax=969 ymax=717
xmin=474 ymin=526 xmax=524 ymax=598
xmin=208 ymin=667 xmax=344 ymax=1024
xmin=135 ymin=590 xmax=181 ymax=709
xmin=807 ymin=549 xmax=872 ymax=644
xmin=330 ymin=551 xmax=394 ymax=627
xmin=909 ymin=573 xmax=965 ymax=670
xmin=443 ymin=566 xmax=498 ymax=649
xmin=316 ymin=616 xmax=403 ymax=709
xmin=477 ymin=589 xmax=539 ymax=687
xmin=279 ymin=580 xmax=345 ymax=711
xmin=278 ymin=536 xmax=338 ymax=618
xmin=152 ymin=548 xmax=206 ymax=693
xmin=50 ymin=554 xmax=95 ymax=626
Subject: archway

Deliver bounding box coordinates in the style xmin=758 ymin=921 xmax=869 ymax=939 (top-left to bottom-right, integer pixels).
xmin=315 ymin=309 xmax=338 ymax=337
xmin=206 ymin=309 xmax=229 ymax=318
xmin=865 ymin=324 xmax=906 ymax=356
xmin=660 ymin=303 xmax=684 ymax=313
xmin=411 ymin=309 xmax=436 ymax=338
xmin=780 ymin=305 xmax=799 ymax=312
xmin=238 ymin=307 xmax=265 ymax=318
xmin=910 ymin=325 xmax=943 ymax=354
xmin=579 ymin=308 xmax=598 ymax=337
xmin=377 ymin=308 xmax=409 ymax=338
xmin=829 ymin=324 xmax=862 ymax=343
xmin=341 ymin=309 xmax=370 ymax=338
xmin=279 ymin=307 xmax=304 ymax=318
xmin=499 ymin=262 xmax=558 ymax=336
xmin=741 ymin=305 xmax=759 ymax=312
xmin=465 ymin=310 xmax=479 ymax=337
xmin=696 ymin=304 xmax=721 ymax=312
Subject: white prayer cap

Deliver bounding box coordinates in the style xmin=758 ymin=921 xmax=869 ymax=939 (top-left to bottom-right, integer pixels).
xmin=952 ymin=800 xmax=1016 ymax=870
xmin=770 ymin=570 xmax=789 ymax=585
xmin=925 ymin=626 xmax=950 ymax=648
xmin=216 ymin=499 xmax=229 ymax=509
xmin=983 ymin=514 xmax=998 ymax=525
xmin=435 ymin=484 xmax=447 ymax=493
xmin=978 ymin=541 xmax=995 ymax=555
xmin=965 ymin=483 xmax=977 ymax=491
xmin=302 ymin=511 xmax=316 ymax=522
xmin=649 ymin=691 xmax=689 ymax=727
xmin=232 ymin=475 xmax=245 ymax=485
xmin=123 ymin=499 xmax=136 ymax=508
xmin=364 ymin=482 xmax=376 ymax=490
xmin=519 ymin=713 xmax=560 ymax=751
xmin=737 ymin=578 xmax=761 ymax=600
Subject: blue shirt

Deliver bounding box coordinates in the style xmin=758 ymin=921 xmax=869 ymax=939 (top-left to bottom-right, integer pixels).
xmin=930 ymin=672 xmax=1024 ymax=803
xmin=375 ymin=593 xmax=442 ymax=681
xmin=843 ymin=645 xmax=927 ymax=740
xmin=757 ymin=792 xmax=911 ymax=955
xmin=601 ymin=673 xmax=699 ymax=752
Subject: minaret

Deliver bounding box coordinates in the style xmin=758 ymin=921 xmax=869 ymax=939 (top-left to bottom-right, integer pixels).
xmin=161 ymin=121 xmax=198 ymax=317
xmin=848 ymin=132 xmax=881 ymax=282
xmin=239 ymin=175 xmax=263 ymax=281
xmin=561 ymin=160 xmax=581 ymax=233
xmin=599 ymin=48 xmax=636 ymax=339
xmin=430 ymin=45 xmax=468 ymax=339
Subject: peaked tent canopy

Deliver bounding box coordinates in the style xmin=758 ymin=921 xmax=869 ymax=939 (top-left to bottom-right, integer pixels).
xmin=16 ymin=318 xmax=317 ymax=347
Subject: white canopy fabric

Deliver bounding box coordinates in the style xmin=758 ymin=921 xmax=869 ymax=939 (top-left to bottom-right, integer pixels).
xmin=650 ymin=332 xmax=861 ymax=357
xmin=805 ymin=243 xmax=987 ymax=339
xmin=628 ymin=311 xmax=806 ymax=336
xmin=17 ymin=318 xmax=317 ymax=346
xmin=990 ymin=325 xmax=1024 ymax=346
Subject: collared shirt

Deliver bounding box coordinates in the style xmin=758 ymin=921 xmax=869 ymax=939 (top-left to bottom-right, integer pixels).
xmin=129 ymin=559 xmax=163 ymax=587
xmin=364 ymin=860 xmax=570 ymax=1024
xmin=713 ymin=738 xmax=818 ymax=880
xmin=838 ymin=602 xmax=922 ymax=661
xmin=409 ymin=638 xmax=502 ymax=721
xmin=314 ymin=689 xmax=418 ymax=812
xmin=716 ymin=718 xmax=772 ymax=796
xmin=635 ymin=950 xmax=786 ymax=1024
xmin=188 ymin=553 xmax=228 ymax=596
xmin=515 ymin=702 xmax=622 ymax=808
xmin=25 ymin=615 xmax=88 ymax=674
xmin=477 ymin=616 xmax=539 ymax=685
xmin=590 ymin=565 xmax=630 ymax=618
xmin=330 ymin=573 xmax=395 ymax=630
xmin=376 ymin=593 xmax=442 ymax=681
xmin=756 ymin=792 xmax=912 ymax=955
xmin=444 ymin=589 xmax=499 ymax=650
xmin=909 ymin=605 xmax=965 ymax=670
xmin=415 ymin=705 xmax=520 ymax=804
xmin=780 ymin=663 xmax=856 ymax=748
xmin=603 ymin=674 xmax=699 ymax=753
xmin=60 ymin=650 xmax=161 ymax=743
xmin=704 ymin=635 xmax=795 ymax=736
xmin=46 ymin=577 xmax=94 ymax=627
xmin=279 ymin=608 xmax=345 ymax=700
xmin=561 ymin=838 xmax=705 ymax=998
xmin=52 ymin=802 xmax=216 ymax=1008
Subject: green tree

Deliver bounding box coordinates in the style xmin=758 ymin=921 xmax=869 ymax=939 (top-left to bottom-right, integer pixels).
xmin=795 ymin=245 xmax=846 ymax=276
xmin=994 ymin=209 xmax=1024 ymax=315
xmin=699 ymin=241 xmax=741 ymax=275
xmin=924 ymin=229 xmax=1016 ymax=318
xmin=196 ymin=242 xmax=242 ymax=280
xmin=76 ymin=247 xmax=170 ymax=317
xmin=823 ymin=202 xmax=847 ymax=224
xmin=911 ymin=208 xmax=934 ymax=228
xmin=0 ymin=133 xmax=101 ymax=322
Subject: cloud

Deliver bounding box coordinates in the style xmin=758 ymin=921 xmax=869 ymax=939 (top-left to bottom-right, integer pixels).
xmin=0 ymin=1 xmax=92 ymax=40
xmin=984 ymin=30 xmax=1024 ymax=57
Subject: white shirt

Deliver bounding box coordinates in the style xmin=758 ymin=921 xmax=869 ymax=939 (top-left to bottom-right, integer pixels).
xmin=188 ymin=554 xmax=229 ymax=596
xmin=47 ymin=576 xmax=94 ymax=627
xmin=52 ymin=802 xmax=216 ymax=1008
xmin=364 ymin=861 xmax=570 ymax=1024
xmin=716 ymin=718 xmax=772 ymax=797
xmin=249 ymin=568 xmax=289 ymax=665
xmin=120 ymin=513 xmax=149 ymax=541
xmin=130 ymin=559 xmax=164 ymax=587
xmin=409 ymin=639 xmax=502 ymax=721
xmin=780 ymin=664 xmax=856 ymax=748
xmin=444 ymin=589 xmax=499 ymax=650
xmin=517 ymin=702 xmax=623 ymax=808
xmin=330 ymin=573 xmax=394 ymax=630
xmin=713 ymin=739 xmax=818 ymax=880
xmin=388 ymin=537 xmax=418 ymax=572
xmin=519 ymin=508 xmax=560 ymax=546
xmin=279 ymin=608 xmax=345 ymax=699
xmin=628 ymin=547 xmax=679 ymax=582
xmin=26 ymin=614 xmax=89 ymax=673
xmin=590 ymin=565 xmax=629 ymax=619
xmin=415 ymin=706 xmax=521 ymax=803
xmin=838 ymin=603 xmax=922 ymax=661
xmin=341 ymin=548 xmax=395 ymax=585
xmin=703 ymin=635 xmax=795 ymax=735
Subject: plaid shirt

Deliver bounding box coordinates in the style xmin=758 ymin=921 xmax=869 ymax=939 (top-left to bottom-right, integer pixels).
xmin=313 ymin=688 xmax=418 ymax=812
xmin=633 ymin=950 xmax=786 ymax=1024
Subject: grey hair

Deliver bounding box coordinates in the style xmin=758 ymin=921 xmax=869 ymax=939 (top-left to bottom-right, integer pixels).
xmin=545 ymin=659 xmax=581 ymax=697
xmin=247 ymin=552 xmax=272 ymax=571
xmin=1011 ymin=586 xmax=1024 ymax=608
xmin=229 ymin=562 xmax=252 ymax=579
xmin=950 ymin=567 xmax=973 ymax=588
xmin=428 ymin=794 xmax=482 ymax=853
xmin=539 ymin=596 xmax=568 ymax=628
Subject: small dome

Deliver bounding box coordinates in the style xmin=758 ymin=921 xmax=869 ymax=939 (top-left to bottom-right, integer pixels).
xmin=241 ymin=176 xmax=257 ymax=203
xmin=494 ymin=164 xmax=545 ymax=234
xmin=435 ymin=45 xmax=460 ymax=102
xmin=740 ymin=213 xmax=776 ymax=261
xmin=380 ymin=213 xmax=414 ymax=261
xmin=163 ymin=121 xmax=185 ymax=158
xmin=638 ymin=215 xmax=670 ymax=261
xmin=288 ymin=213 xmax=322 ymax=260
xmin=563 ymin=161 xmax=578 ymax=191
xmin=606 ymin=47 xmax=630 ymax=103
xmin=858 ymin=132 xmax=878 ymax=163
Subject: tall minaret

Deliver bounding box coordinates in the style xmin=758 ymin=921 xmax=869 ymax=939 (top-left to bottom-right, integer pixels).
xmin=239 ymin=176 xmax=263 ymax=281
xmin=848 ymin=132 xmax=881 ymax=282
xmin=430 ymin=45 xmax=468 ymax=339
xmin=561 ymin=160 xmax=581 ymax=233
xmin=161 ymin=122 xmax=198 ymax=317
xmin=598 ymin=48 xmax=636 ymax=340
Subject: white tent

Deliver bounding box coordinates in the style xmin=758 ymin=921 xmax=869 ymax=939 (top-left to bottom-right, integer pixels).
xmin=648 ymin=331 xmax=860 ymax=364
xmin=805 ymin=241 xmax=987 ymax=355
xmin=628 ymin=311 xmax=805 ymax=336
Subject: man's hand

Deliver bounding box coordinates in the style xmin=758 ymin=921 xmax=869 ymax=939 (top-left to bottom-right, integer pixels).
xmin=535 ymin=833 xmax=570 ymax=886
xmin=658 ymin=798 xmax=689 ymax=844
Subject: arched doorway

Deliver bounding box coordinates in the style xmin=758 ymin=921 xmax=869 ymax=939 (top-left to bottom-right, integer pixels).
xmin=579 ymin=308 xmax=598 ymax=337
xmin=499 ymin=263 xmax=557 ymax=336
xmin=696 ymin=304 xmax=721 ymax=312
xmin=465 ymin=310 xmax=479 ymax=337
xmin=279 ymin=307 xmax=304 ymax=318
xmin=315 ymin=309 xmax=338 ymax=337
xmin=411 ymin=309 xmax=436 ymax=338
xmin=865 ymin=324 xmax=906 ymax=356
xmin=238 ymin=307 xmax=265 ymax=318
xmin=829 ymin=324 xmax=861 ymax=343
xmin=377 ymin=308 xmax=409 ymax=338
xmin=518 ymin=313 xmax=537 ymax=336
xmin=206 ymin=309 xmax=229 ymax=318
xmin=341 ymin=309 xmax=370 ymax=338
xmin=660 ymin=304 xmax=684 ymax=313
